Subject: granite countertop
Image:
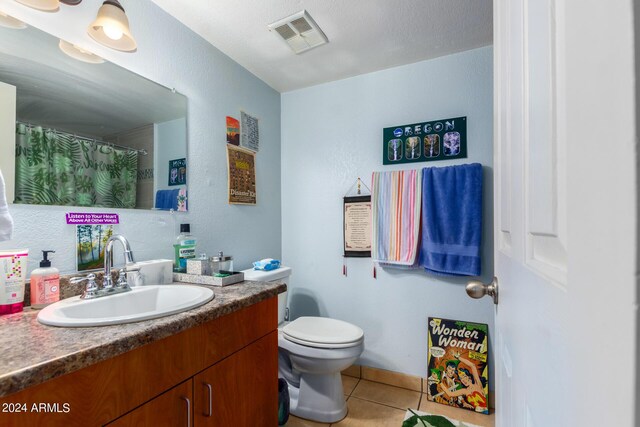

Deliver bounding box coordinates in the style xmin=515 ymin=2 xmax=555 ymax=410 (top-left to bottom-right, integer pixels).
xmin=0 ymin=280 xmax=286 ymax=397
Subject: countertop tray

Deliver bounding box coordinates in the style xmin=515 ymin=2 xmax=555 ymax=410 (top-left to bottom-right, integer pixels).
xmin=173 ymin=271 xmax=245 ymax=287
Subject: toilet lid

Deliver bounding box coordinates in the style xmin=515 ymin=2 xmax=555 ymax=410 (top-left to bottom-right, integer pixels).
xmin=282 ymin=317 xmax=364 ymax=346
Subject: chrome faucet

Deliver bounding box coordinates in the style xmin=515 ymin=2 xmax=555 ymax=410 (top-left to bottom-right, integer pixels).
xmin=72 ymin=234 xmax=137 ymax=299
xmin=103 ymin=234 xmax=135 ymax=291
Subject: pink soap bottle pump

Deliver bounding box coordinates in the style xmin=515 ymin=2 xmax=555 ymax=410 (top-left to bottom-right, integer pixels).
xmin=30 ymin=250 xmax=60 ymax=309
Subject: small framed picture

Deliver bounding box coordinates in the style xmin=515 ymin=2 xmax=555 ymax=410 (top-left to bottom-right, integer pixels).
xmin=169 ymin=158 xmax=187 ymax=186
xmin=76 ymin=224 xmax=114 ymax=272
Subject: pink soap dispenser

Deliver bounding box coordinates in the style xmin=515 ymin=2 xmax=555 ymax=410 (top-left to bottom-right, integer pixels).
xmin=30 ymin=250 xmax=60 ymax=309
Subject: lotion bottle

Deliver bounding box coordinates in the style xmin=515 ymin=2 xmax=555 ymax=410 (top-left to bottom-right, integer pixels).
xmin=30 ymin=250 xmax=60 ymax=309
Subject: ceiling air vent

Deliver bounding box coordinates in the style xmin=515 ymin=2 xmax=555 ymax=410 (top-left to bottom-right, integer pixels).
xmin=268 ymin=10 xmax=328 ymax=54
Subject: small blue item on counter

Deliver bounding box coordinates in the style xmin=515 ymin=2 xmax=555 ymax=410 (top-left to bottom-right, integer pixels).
xmin=253 ymin=259 xmax=281 ymax=271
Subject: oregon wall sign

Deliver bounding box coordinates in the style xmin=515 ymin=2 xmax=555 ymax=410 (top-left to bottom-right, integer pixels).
xmin=382 ymin=116 xmax=467 ymax=165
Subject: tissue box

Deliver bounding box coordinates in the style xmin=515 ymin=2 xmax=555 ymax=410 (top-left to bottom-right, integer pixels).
xmin=187 ymin=258 xmax=211 ymax=276
xmin=132 ymin=259 xmax=173 ymax=285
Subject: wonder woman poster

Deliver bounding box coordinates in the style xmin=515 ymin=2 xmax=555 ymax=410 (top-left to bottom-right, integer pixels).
xmin=426 ymin=317 xmax=489 ymax=415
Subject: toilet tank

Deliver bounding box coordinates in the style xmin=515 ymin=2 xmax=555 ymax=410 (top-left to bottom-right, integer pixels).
xmin=241 ymin=266 xmax=291 ymax=325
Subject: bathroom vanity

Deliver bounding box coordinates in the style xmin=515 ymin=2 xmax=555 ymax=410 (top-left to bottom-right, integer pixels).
xmin=0 ymin=280 xmax=284 ymax=426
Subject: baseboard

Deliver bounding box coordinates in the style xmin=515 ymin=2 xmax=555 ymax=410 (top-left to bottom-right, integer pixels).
xmin=342 ymin=365 xmax=422 ymax=392
xmin=342 ymin=364 xmax=496 ymax=409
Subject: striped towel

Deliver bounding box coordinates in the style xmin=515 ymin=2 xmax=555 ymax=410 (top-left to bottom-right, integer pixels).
xmin=371 ymin=169 xmax=422 ymax=266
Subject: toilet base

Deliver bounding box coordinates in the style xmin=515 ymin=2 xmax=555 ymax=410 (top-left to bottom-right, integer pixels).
xmin=288 ymin=372 xmax=348 ymax=423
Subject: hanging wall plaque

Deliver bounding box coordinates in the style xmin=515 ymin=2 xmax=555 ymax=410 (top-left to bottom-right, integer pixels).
xmin=382 ymin=116 xmax=467 ymax=165
xmin=344 ymin=195 xmax=371 ymax=258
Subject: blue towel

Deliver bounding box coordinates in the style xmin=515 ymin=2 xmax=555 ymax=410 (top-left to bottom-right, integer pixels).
xmin=420 ymin=163 xmax=483 ymax=276
xmin=155 ymin=189 xmax=180 ymax=210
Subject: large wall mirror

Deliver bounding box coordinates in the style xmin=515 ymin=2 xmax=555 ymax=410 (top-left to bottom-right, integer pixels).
xmin=0 ymin=23 xmax=188 ymax=211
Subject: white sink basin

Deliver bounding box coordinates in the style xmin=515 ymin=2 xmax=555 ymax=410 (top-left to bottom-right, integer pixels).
xmin=37 ymin=284 xmax=214 ymax=327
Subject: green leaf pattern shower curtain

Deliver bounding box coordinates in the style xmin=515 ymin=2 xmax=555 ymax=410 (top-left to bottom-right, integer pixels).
xmin=14 ymin=125 xmax=138 ymax=208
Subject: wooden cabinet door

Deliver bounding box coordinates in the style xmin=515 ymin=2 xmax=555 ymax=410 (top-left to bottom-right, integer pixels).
xmin=194 ymin=332 xmax=277 ymax=426
xmin=107 ymin=379 xmax=193 ymax=427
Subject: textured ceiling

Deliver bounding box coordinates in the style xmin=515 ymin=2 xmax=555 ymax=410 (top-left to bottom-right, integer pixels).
xmin=151 ymin=0 xmax=493 ymax=93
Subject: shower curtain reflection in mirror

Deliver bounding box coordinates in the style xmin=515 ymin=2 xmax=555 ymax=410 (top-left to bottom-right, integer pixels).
xmin=14 ymin=124 xmax=138 ymax=209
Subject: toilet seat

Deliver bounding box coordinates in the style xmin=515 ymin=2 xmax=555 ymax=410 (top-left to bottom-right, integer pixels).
xmin=283 ymin=317 xmax=364 ymax=349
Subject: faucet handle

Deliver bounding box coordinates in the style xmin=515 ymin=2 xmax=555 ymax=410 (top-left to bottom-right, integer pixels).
xmin=116 ymin=269 xmax=131 ymax=291
xmin=74 ymin=273 xmax=99 ymax=299
xmin=70 ymin=273 xmax=96 ymax=284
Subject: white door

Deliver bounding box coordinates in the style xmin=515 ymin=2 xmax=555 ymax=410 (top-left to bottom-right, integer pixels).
xmin=493 ymin=1 xmax=637 ymax=426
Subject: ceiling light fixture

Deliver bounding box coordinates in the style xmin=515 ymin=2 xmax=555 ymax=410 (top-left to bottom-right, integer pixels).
xmin=87 ymin=0 xmax=136 ymax=52
xmin=59 ymin=39 xmax=105 ymax=64
xmin=14 ymin=0 xmax=59 ymax=12
xmin=0 ymin=11 xmax=27 ymax=29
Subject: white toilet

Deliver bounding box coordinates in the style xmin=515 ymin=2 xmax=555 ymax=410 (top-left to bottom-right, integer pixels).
xmin=241 ymin=266 xmax=364 ymax=423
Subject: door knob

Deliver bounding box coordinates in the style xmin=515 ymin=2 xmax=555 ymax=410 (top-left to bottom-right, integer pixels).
xmin=466 ymin=277 xmax=498 ymax=305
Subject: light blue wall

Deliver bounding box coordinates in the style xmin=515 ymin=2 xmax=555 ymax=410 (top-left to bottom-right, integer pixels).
xmin=0 ymin=0 xmax=281 ymax=273
xmin=281 ymin=46 xmax=494 ymax=379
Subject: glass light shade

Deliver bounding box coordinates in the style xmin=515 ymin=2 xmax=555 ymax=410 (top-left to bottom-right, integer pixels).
xmin=87 ymin=1 xmax=136 ymax=52
xmin=0 ymin=11 xmax=27 ymax=29
xmin=14 ymin=0 xmax=59 ymax=12
xmin=59 ymin=39 xmax=105 ymax=64
xmin=103 ymin=25 xmax=122 ymax=40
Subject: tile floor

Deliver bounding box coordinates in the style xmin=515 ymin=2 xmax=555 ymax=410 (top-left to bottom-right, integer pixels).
xmin=284 ymin=376 xmax=495 ymax=427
